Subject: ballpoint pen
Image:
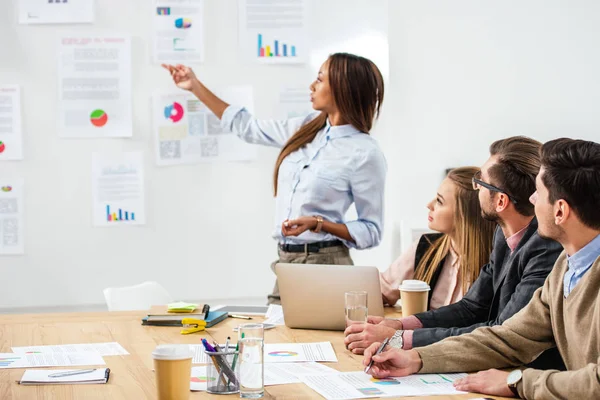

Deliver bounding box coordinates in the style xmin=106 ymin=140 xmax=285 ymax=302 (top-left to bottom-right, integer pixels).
xmin=48 ymin=369 xmax=97 ymax=378
xmin=221 ymin=336 xmax=230 ymax=388
xmin=231 ymin=332 xmax=243 ymax=372
xmin=364 ymin=338 xmax=390 ymax=374
xmin=228 ymin=314 xmax=252 ymax=320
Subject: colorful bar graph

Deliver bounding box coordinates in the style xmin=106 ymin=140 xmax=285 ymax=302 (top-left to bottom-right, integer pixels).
xmin=106 ymin=205 xmax=135 ymax=222
xmin=258 ymin=34 xmax=262 ymax=57
xmin=257 ymin=34 xmax=297 ymax=58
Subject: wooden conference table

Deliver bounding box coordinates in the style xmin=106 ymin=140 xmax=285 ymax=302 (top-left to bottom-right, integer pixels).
xmin=0 ymin=308 xmax=511 ymax=399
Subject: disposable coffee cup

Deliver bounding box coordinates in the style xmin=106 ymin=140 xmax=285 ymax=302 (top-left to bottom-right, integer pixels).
xmin=400 ymin=280 xmax=431 ymax=317
xmin=152 ymin=345 xmax=193 ymax=400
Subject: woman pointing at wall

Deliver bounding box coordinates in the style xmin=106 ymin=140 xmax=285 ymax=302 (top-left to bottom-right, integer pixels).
xmin=163 ymin=53 xmax=386 ymax=304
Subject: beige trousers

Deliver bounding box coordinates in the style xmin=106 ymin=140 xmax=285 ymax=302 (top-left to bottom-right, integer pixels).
xmin=267 ymin=245 xmax=354 ymax=305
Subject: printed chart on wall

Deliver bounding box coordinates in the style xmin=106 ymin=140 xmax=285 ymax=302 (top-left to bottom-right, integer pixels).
xmin=277 ymin=86 xmax=313 ymax=119
xmin=153 ymin=86 xmax=256 ymax=165
xmin=92 ymin=152 xmax=145 ymax=227
xmin=0 ymin=85 xmax=23 ymax=161
xmin=0 ymin=179 xmax=24 ymax=255
xmin=153 ymin=0 xmax=204 ymax=64
xmin=19 ymin=0 xmax=94 ymax=24
xmin=238 ymin=0 xmax=309 ymax=64
xmin=58 ymin=35 xmax=132 ymax=138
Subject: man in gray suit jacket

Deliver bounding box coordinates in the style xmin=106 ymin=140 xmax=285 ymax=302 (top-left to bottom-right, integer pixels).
xmin=345 ymin=136 xmax=563 ymax=369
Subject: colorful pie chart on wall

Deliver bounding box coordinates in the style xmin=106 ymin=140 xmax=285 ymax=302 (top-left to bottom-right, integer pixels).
xmin=164 ymin=102 xmax=184 ymax=123
xmin=90 ymin=109 xmax=108 ymax=127
xmin=175 ymin=17 xmax=192 ymax=29
xmin=0 ymin=141 xmax=5 ymax=153
xmin=1 ymin=186 xmax=12 ymax=192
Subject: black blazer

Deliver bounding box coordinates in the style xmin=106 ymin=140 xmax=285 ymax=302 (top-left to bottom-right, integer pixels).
xmin=412 ymin=218 xmax=564 ymax=369
xmin=413 ymin=233 xmax=447 ymax=307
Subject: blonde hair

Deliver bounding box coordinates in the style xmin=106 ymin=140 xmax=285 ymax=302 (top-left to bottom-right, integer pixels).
xmin=414 ymin=167 xmax=496 ymax=293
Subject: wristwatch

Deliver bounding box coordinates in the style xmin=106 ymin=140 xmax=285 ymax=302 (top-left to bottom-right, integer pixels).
xmin=311 ymin=216 xmax=324 ymax=233
xmin=388 ymin=330 xmax=405 ymax=349
xmin=506 ymin=369 xmax=523 ymax=397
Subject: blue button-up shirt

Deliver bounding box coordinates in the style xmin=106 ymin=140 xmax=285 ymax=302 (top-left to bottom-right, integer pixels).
xmin=564 ymin=234 xmax=600 ymax=297
xmin=221 ymin=106 xmax=387 ymax=250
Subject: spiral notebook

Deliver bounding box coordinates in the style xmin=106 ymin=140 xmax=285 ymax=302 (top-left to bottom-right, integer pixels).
xmin=19 ymin=368 xmax=111 ymax=385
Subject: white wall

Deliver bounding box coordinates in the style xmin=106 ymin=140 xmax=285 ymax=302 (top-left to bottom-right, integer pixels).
xmin=386 ymin=0 xmax=600 ymax=260
xmin=3 ymin=0 xmax=600 ymax=310
xmin=0 ymin=0 xmax=389 ymax=309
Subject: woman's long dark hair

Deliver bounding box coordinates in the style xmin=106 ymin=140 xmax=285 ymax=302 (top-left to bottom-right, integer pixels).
xmin=272 ymin=53 xmax=384 ymax=195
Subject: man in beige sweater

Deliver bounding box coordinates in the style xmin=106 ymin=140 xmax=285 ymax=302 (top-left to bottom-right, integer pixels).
xmin=362 ymin=138 xmax=600 ymax=399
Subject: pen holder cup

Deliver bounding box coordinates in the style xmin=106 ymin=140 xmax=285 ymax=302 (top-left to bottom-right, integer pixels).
xmin=205 ymin=350 xmax=240 ymax=394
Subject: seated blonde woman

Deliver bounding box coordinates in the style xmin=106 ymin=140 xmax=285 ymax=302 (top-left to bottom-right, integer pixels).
xmin=381 ymin=167 xmax=496 ymax=309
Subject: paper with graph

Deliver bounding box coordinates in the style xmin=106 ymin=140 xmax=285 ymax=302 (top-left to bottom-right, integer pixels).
xmin=92 ymin=152 xmax=145 ymax=227
xmin=238 ymin=0 xmax=309 ymax=64
xmin=12 ymin=342 xmax=129 ymax=356
xmin=277 ymin=87 xmax=313 ymax=119
xmin=264 ymin=362 xmax=338 ymax=386
xmin=19 ymin=0 xmax=94 ymax=24
xmin=153 ymin=0 xmax=204 ymax=63
xmin=153 ymin=86 xmax=256 ymax=165
xmin=0 ymin=178 xmax=24 ymax=255
xmin=264 ymin=342 xmax=337 ymax=363
xmin=0 ymin=85 xmax=23 ymax=160
xmin=300 ymin=371 xmax=468 ymax=399
xmin=0 ymin=353 xmax=105 ymax=369
xmin=58 ymin=35 xmax=132 ymax=138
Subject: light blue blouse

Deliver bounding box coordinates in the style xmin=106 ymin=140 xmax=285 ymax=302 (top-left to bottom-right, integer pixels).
xmin=220 ymin=105 xmax=387 ymax=250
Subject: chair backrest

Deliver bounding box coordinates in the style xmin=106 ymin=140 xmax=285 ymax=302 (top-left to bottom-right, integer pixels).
xmin=103 ymin=281 xmax=173 ymax=311
xmin=399 ymin=221 xmax=433 ymax=252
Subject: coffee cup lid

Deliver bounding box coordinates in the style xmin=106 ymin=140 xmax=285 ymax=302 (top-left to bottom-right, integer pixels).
xmin=152 ymin=344 xmax=193 ymax=361
xmin=399 ymin=279 xmax=431 ymax=292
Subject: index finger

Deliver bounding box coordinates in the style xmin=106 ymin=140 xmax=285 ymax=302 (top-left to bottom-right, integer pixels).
xmin=363 ymin=341 xmax=381 ymax=363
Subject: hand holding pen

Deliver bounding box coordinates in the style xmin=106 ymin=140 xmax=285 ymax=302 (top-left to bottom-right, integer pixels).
xmin=363 ymin=339 xmax=423 ymax=378
xmin=364 ymin=338 xmax=389 ymax=373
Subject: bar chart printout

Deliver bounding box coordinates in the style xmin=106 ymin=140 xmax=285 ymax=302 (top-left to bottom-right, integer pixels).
xmin=92 ymin=152 xmax=145 ymax=227
xmin=239 ymin=0 xmax=308 ymax=64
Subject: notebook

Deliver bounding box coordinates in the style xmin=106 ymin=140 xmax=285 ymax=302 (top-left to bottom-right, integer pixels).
xmin=142 ymin=311 xmax=228 ymax=328
xmin=19 ymin=368 xmax=110 ymax=385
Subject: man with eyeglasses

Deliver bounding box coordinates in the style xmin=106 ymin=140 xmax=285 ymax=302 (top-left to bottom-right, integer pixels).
xmin=345 ymin=136 xmax=564 ymax=370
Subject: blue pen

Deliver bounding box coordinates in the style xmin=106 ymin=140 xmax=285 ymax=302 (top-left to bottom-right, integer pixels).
xmin=201 ymin=338 xmax=216 ymax=352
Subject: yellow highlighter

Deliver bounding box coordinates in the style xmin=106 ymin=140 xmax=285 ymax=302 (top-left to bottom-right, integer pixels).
xmin=180 ymin=318 xmax=207 ymax=335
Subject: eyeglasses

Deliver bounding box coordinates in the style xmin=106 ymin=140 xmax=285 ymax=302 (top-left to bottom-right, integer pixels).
xmin=472 ymin=171 xmax=519 ymax=204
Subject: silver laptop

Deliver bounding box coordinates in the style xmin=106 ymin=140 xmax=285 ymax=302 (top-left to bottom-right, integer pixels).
xmin=275 ymin=263 xmax=385 ymax=331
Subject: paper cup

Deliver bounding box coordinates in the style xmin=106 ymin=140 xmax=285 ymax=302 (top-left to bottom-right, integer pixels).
xmin=152 ymin=345 xmax=192 ymax=400
xmin=400 ymin=280 xmax=431 ymax=317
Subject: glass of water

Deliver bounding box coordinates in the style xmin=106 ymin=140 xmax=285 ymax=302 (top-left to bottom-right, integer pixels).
xmin=345 ymin=291 xmax=368 ymax=327
xmin=238 ymin=323 xmax=264 ymax=398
